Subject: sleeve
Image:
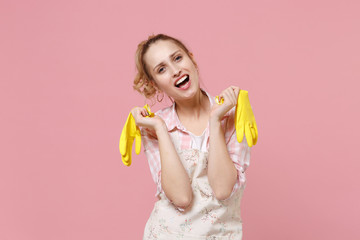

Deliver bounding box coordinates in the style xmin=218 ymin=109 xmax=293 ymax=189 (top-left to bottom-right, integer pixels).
xmin=140 ymin=127 xmax=163 ymax=198
xmin=222 ymin=107 xmax=251 ymax=200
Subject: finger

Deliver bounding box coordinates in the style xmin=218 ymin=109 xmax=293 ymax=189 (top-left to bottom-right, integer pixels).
xmin=124 ymin=135 xmax=133 ymax=166
xmin=132 ymin=108 xmax=148 ymax=125
xmin=143 ymin=104 xmax=151 ymax=117
xmin=235 ymin=93 xmax=243 ymax=125
xmin=236 ymin=118 xmax=245 ymax=143
xmin=226 ymin=87 xmax=237 ymax=106
xmin=245 ymin=122 xmax=253 ymax=147
xmin=223 ymin=90 xmax=236 ymax=106
xmin=120 ymin=113 xmax=132 ymax=156
xmin=140 ymin=108 xmax=148 ymax=117
xmin=228 ymin=86 xmax=239 ymax=97
xmin=219 ymin=91 xmax=228 ymax=104
xmin=135 ymin=128 xmax=141 ymax=155
xmin=250 ymin=123 xmax=256 ymax=144
xmin=230 ymin=85 xmax=239 ymax=90
xmin=253 ymin=121 xmax=258 ymax=145
xmin=228 ymin=88 xmax=237 ymax=105
xmin=232 ymin=87 xmax=240 ymax=100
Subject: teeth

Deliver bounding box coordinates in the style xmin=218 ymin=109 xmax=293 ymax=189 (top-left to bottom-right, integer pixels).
xmin=175 ymin=75 xmax=188 ymax=86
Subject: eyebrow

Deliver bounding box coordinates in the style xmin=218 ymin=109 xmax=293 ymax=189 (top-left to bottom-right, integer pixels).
xmin=153 ymin=50 xmax=181 ymax=71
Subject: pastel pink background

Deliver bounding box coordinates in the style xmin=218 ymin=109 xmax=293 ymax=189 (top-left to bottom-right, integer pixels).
xmin=1 ymin=0 xmax=359 ymax=239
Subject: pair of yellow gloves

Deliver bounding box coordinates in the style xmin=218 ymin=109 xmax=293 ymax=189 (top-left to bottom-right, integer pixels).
xmin=119 ymin=90 xmax=258 ymax=166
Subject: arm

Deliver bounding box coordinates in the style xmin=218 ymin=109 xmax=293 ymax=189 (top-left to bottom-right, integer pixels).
xmin=207 ymin=86 xmax=241 ymax=200
xmin=208 ymin=116 xmax=238 ymax=200
xmin=154 ymin=123 xmax=193 ymax=209
xmin=134 ymin=105 xmax=193 ymax=209
xmin=208 ymin=107 xmax=252 ymax=200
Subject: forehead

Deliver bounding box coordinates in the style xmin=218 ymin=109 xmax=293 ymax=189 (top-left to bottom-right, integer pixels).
xmin=144 ymin=40 xmax=183 ymax=67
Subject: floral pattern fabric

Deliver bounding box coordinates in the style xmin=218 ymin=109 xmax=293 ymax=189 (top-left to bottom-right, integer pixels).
xmin=143 ymin=134 xmax=244 ymax=239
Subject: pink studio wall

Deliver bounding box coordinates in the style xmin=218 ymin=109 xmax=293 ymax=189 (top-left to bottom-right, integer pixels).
xmin=1 ymin=0 xmax=359 ymax=239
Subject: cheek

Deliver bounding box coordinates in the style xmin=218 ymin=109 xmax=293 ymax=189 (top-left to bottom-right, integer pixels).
xmin=154 ymin=77 xmax=169 ymax=89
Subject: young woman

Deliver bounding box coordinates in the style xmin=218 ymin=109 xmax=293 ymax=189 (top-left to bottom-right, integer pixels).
xmin=131 ymin=34 xmax=251 ymax=239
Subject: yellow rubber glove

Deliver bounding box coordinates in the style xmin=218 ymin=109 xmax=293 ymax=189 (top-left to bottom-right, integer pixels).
xmin=119 ymin=104 xmax=154 ymax=166
xmin=216 ymin=90 xmax=258 ymax=147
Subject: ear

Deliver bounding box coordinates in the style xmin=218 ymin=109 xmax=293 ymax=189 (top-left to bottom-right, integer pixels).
xmin=188 ymin=52 xmax=198 ymax=67
xmin=150 ymin=80 xmax=161 ymax=91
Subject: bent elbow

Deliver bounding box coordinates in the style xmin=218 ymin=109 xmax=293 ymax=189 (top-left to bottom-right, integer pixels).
xmin=173 ymin=193 xmax=193 ymax=209
xmin=213 ymin=184 xmax=235 ymax=201
xmin=214 ymin=190 xmax=231 ymax=201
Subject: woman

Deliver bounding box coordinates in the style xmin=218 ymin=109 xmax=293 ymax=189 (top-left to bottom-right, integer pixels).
xmin=131 ymin=34 xmax=251 ymax=239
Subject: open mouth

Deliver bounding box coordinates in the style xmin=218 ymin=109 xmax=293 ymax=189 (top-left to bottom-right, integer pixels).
xmin=175 ymin=75 xmax=190 ymax=88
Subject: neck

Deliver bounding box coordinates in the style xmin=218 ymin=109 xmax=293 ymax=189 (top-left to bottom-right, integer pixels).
xmin=175 ymin=89 xmax=209 ymax=119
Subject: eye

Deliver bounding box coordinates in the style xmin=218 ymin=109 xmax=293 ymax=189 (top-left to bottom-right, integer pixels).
xmin=174 ymin=55 xmax=182 ymax=61
xmin=158 ymin=66 xmax=165 ymax=73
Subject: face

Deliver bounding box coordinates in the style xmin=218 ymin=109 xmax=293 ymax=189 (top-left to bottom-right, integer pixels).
xmin=143 ymin=40 xmax=199 ymax=102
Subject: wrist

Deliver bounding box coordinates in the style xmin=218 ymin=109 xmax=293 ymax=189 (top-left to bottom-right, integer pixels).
xmin=209 ymin=116 xmax=221 ymax=127
xmin=154 ymin=121 xmax=168 ymax=134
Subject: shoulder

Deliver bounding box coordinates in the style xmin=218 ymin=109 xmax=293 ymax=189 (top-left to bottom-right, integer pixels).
xmin=154 ymin=104 xmax=173 ymax=120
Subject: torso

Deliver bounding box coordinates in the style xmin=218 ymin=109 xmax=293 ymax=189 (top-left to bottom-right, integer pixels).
xmin=142 ymin=89 xmax=245 ymax=239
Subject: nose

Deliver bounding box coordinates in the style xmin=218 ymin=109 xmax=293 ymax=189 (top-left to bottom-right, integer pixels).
xmin=171 ymin=65 xmax=181 ymax=78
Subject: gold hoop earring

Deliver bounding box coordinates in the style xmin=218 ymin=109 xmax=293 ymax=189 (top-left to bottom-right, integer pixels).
xmin=157 ymin=91 xmax=164 ymax=102
xmin=167 ymin=95 xmax=174 ymax=103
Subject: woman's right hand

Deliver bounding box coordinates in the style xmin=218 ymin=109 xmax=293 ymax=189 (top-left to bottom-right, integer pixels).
xmin=130 ymin=107 xmax=165 ymax=132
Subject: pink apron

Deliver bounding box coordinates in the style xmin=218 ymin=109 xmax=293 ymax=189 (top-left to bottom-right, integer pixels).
xmin=143 ymin=132 xmax=244 ymax=240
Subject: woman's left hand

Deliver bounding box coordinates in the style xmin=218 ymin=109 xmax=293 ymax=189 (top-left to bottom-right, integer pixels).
xmin=210 ymin=86 xmax=240 ymax=122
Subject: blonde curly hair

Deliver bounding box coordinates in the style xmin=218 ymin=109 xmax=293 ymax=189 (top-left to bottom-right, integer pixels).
xmin=133 ymin=33 xmax=198 ymax=103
